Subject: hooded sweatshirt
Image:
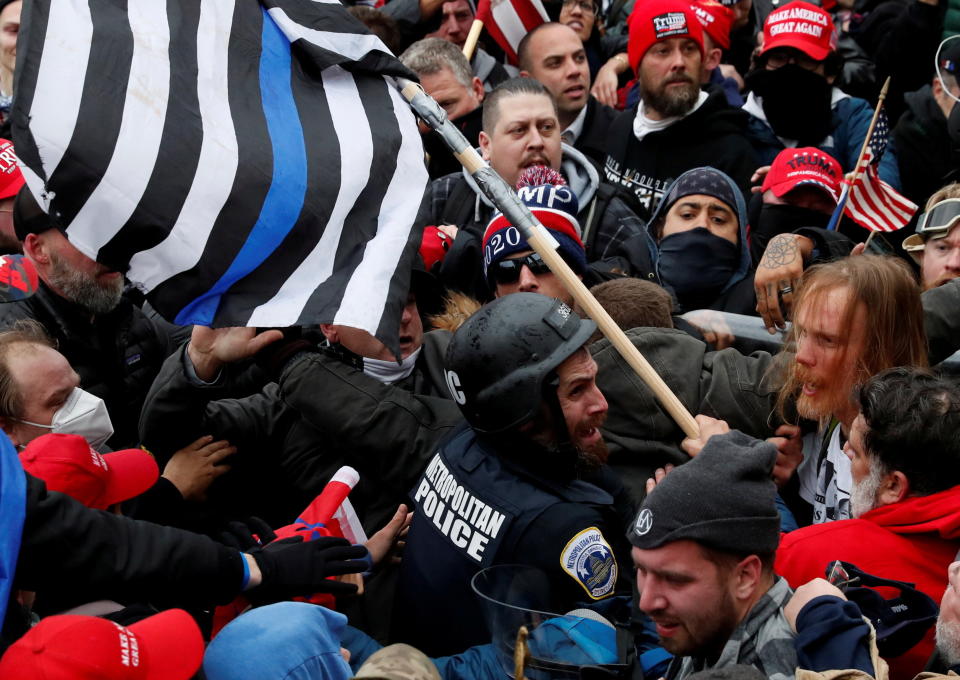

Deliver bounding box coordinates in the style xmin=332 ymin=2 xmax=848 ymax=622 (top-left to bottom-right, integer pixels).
xmin=775 ymin=486 xmax=960 ymax=678
xmin=643 ymin=167 xmax=755 ymax=315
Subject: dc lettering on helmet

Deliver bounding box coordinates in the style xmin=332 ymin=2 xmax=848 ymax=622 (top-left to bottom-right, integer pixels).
xmin=560 ymin=527 xmax=618 ymax=600
xmin=445 ymin=370 xmax=466 ymax=405
xmin=413 ymin=453 xmax=511 ymax=563
xmin=652 ymin=12 xmax=689 ymax=39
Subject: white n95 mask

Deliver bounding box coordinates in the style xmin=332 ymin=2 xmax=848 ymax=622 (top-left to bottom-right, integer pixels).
xmin=17 ymin=387 xmax=115 ymax=450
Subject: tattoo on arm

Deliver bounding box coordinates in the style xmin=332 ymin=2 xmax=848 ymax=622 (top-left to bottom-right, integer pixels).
xmin=761 ymin=235 xmax=799 ymax=269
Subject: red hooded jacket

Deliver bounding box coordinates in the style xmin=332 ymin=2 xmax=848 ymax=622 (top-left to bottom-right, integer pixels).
xmin=776 ymin=486 xmax=960 ymax=679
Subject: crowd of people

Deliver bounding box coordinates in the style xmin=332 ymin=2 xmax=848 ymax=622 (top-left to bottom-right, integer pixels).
xmin=0 ymin=0 xmax=958 ymax=677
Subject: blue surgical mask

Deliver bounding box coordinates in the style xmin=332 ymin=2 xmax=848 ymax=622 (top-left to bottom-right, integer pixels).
xmin=17 ymin=387 xmax=114 ymax=450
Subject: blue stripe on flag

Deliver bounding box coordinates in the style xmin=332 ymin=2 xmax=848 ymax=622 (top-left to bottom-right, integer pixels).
xmin=175 ymin=8 xmax=308 ymax=325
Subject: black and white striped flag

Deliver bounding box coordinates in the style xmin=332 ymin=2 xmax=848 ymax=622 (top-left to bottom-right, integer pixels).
xmin=11 ymin=0 xmax=428 ymax=349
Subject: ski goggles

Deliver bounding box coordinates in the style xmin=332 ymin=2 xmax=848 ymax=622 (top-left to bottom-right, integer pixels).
xmin=917 ymin=198 xmax=960 ymax=236
xmin=903 ymin=198 xmax=960 ymax=260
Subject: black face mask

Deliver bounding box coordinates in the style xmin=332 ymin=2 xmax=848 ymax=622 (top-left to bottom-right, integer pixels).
xmin=659 ymin=228 xmax=740 ymax=311
xmin=751 ymin=203 xmax=831 ymax=263
xmin=747 ymin=65 xmax=834 ymax=144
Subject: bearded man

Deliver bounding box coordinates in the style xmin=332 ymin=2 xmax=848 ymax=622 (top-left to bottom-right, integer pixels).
xmin=0 ymin=187 xmax=186 ymax=448
xmin=773 ymin=255 xmax=928 ymax=525
xmin=602 ymin=0 xmax=757 ymax=219
xmin=776 ymin=367 xmax=960 ymax=678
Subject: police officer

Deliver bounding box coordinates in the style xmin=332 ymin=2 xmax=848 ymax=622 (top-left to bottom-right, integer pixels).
xmin=394 ymin=293 xmax=634 ymax=657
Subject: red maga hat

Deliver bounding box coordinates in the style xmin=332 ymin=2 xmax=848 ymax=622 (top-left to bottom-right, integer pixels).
xmin=19 ymin=433 xmax=159 ymax=510
xmin=0 ymin=139 xmax=25 ymax=201
xmin=0 ymin=609 xmax=204 ymax=680
xmin=760 ymin=1 xmax=836 ymax=61
xmin=761 ymin=147 xmax=842 ymax=203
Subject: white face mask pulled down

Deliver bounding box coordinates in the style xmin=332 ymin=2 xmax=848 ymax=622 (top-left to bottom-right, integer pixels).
xmin=17 ymin=387 xmax=115 ymax=450
xmin=362 ymin=347 xmax=422 ymax=384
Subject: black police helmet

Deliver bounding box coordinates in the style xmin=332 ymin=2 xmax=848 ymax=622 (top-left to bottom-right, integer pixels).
xmin=443 ymin=293 xmax=597 ymax=434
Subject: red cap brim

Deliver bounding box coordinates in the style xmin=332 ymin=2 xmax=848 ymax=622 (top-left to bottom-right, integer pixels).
xmin=100 ymin=448 xmax=159 ymax=508
xmin=130 ymin=609 xmax=205 ymax=680
xmin=759 ymin=34 xmax=831 ymax=61
xmin=765 ymin=178 xmax=839 ymax=204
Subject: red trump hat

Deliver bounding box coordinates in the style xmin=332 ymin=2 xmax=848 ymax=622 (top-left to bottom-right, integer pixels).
xmin=628 ymin=0 xmax=704 ymax=73
xmin=0 ymin=609 xmax=204 ymax=680
xmin=760 ymin=1 xmax=836 ymax=61
xmin=19 ymin=433 xmax=159 ymax=510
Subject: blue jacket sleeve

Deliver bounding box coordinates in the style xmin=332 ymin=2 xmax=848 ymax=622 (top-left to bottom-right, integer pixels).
xmin=433 ymin=644 xmax=505 ymax=680
xmin=795 ymin=595 xmax=875 ymax=674
xmin=834 ymin=98 xmax=901 ymax=190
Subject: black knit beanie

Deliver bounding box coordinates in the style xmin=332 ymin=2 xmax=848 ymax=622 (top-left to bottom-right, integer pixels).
xmin=629 ymin=430 xmax=780 ymax=555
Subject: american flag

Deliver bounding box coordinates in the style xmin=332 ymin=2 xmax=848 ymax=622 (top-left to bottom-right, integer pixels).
xmin=477 ymin=0 xmax=550 ymax=64
xmin=11 ymin=0 xmax=428 ymax=354
xmin=843 ymin=107 xmax=917 ymax=233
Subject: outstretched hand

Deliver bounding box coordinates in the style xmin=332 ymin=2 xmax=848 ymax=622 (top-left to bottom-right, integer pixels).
xmin=162 ymin=435 xmax=236 ymax=502
xmin=188 ymin=326 xmax=284 ymax=381
xmin=365 ymin=504 xmax=413 ymax=566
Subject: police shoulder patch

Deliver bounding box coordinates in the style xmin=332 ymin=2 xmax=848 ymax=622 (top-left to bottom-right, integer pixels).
xmin=560 ymin=527 xmax=618 ymax=600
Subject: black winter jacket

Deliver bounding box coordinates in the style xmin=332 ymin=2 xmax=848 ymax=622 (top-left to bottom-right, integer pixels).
xmin=893 ymin=85 xmax=960 ymax=209
xmin=13 ymin=472 xmax=241 ymax=619
xmin=0 ymin=283 xmax=186 ymax=449
xmin=139 ymin=333 xmax=461 ymax=532
xmin=603 ymin=88 xmax=759 ymax=221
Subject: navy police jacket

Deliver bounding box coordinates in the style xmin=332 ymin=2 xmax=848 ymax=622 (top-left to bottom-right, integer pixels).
xmin=395 ymin=422 xmax=632 ymax=657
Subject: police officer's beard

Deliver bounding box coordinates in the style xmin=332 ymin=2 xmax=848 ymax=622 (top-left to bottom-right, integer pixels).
xmin=47 ymin=250 xmax=124 ymax=315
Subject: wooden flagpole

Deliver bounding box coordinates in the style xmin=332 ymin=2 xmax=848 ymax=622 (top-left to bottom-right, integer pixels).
xmin=462 ymin=19 xmax=485 ymax=61
xmin=826 ymin=76 xmax=890 ymax=231
xmin=398 ymin=78 xmax=700 ymax=439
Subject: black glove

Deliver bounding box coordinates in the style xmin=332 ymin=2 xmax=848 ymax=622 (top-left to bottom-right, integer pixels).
xmin=218 ymin=517 xmax=278 ymax=551
xmin=247 ymin=535 xmax=368 ymax=602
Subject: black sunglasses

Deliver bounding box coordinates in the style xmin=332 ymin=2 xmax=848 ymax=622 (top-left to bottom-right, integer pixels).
xmin=490 ymin=252 xmax=552 ymax=285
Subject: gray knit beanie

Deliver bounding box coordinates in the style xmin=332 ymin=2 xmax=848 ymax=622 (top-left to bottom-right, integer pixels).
xmin=629 ymin=430 xmax=780 ymax=555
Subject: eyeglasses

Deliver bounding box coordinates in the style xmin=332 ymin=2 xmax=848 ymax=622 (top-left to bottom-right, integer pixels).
xmin=763 ymin=49 xmax=821 ymax=72
xmin=562 ymin=0 xmax=598 ymax=15
xmin=490 ymin=252 xmax=552 ymax=285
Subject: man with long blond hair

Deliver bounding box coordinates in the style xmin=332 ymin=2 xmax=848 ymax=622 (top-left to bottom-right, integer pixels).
xmin=774 ymin=254 xmax=928 ymax=524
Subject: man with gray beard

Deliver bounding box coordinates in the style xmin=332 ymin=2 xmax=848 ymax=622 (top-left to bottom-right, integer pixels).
xmin=0 ymin=188 xmax=186 ymax=448
xmin=775 ymin=367 xmax=960 ymax=677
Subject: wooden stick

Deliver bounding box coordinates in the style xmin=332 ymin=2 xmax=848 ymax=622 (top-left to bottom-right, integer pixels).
xmin=399 ymin=79 xmax=700 ymax=438
xmin=849 ymin=76 xmax=891 ymax=188
xmin=462 ymin=19 xmax=484 ymax=62
xmin=826 ymin=76 xmax=890 ymax=231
